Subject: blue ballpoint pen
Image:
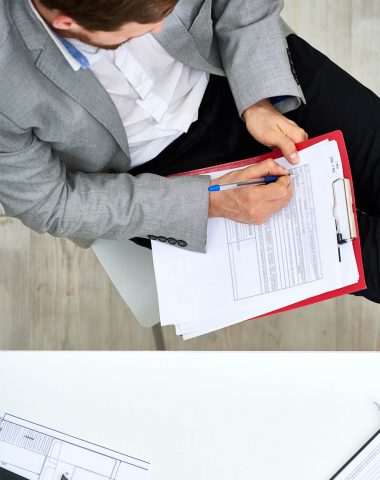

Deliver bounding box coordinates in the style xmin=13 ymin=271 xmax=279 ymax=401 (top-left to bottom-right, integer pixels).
xmin=208 ymin=174 xmax=296 ymax=192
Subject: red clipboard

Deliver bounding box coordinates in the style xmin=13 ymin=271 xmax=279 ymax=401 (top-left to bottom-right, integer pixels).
xmin=173 ymin=130 xmax=366 ymax=319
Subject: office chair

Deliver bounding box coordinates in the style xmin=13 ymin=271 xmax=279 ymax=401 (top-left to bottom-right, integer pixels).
xmin=92 ymin=238 xmax=165 ymax=350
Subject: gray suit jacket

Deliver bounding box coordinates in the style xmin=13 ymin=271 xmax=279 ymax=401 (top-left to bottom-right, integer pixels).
xmin=0 ymin=0 xmax=304 ymax=251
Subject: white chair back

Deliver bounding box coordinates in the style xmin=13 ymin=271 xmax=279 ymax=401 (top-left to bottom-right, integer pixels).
xmin=92 ymin=239 xmax=160 ymax=328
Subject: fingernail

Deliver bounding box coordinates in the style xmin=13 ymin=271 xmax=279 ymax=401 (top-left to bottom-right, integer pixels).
xmin=289 ymin=152 xmax=300 ymax=164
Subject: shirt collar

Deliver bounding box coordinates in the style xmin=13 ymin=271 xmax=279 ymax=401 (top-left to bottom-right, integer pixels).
xmin=27 ymin=0 xmax=88 ymax=71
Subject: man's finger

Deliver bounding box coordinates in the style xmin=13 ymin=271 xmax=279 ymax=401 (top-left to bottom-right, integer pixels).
xmin=279 ymin=121 xmax=308 ymax=163
xmin=215 ymin=159 xmax=291 ymax=189
xmin=255 ymin=175 xmax=292 ymax=201
xmin=233 ymin=159 xmax=289 ymax=180
xmin=284 ymin=122 xmax=309 ymax=144
xmin=270 ymin=128 xmax=300 ymax=165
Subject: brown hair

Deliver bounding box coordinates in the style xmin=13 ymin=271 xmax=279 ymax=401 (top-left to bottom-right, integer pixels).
xmin=38 ymin=0 xmax=178 ymax=31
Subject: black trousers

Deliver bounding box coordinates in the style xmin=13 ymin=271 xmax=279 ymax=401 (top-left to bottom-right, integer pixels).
xmin=130 ymin=34 xmax=380 ymax=304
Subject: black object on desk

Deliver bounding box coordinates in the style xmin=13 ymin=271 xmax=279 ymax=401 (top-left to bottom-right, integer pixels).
xmin=0 ymin=468 xmax=69 ymax=480
xmin=0 ymin=467 xmax=28 ymax=480
xmin=330 ymin=428 xmax=380 ymax=479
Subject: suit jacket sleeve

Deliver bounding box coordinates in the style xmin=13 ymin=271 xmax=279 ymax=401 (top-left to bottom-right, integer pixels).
xmin=0 ymin=112 xmax=210 ymax=252
xmin=212 ymin=0 xmax=305 ymax=116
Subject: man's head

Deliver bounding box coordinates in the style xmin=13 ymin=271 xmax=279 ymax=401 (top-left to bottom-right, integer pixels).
xmin=35 ymin=0 xmax=179 ymax=49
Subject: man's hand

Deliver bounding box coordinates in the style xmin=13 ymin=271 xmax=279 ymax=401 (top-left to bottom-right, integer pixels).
xmin=243 ymin=99 xmax=308 ymax=164
xmin=208 ymin=159 xmax=292 ymax=224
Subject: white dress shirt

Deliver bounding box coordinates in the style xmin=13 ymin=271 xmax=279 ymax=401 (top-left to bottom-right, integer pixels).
xmin=28 ymin=0 xmax=209 ymax=168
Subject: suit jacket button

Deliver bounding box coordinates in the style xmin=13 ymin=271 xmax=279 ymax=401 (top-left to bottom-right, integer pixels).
xmin=158 ymin=236 xmax=168 ymax=242
xmin=291 ymin=67 xmax=300 ymax=85
xmin=148 ymin=235 xmax=158 ymax=241
xmin=287 ymin=48 xmax=300 ymax=85
xmin=167 ymin=238 xmax=177 ymax=245
xmin=177 ymin=240 xmax=187 ymax=248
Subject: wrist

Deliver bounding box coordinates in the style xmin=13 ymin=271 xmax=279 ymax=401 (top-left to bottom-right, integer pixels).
xmin=208 ymin=190 xmax=219 ymax=218
xmin=242 ymin=99 xmax=271 ymax=122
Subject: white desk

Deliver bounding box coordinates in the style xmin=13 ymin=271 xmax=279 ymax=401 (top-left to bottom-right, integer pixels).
xmin=1 ymin=352 xmax=380 ymax=480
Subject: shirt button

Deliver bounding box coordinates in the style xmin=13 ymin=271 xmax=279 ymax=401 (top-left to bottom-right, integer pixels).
xmin=177 ymin=240 xmax=188 ymax=248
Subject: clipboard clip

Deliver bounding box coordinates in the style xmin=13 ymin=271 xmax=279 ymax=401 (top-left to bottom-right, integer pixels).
xmin=332 ymin=178 xmax=357 ymax=262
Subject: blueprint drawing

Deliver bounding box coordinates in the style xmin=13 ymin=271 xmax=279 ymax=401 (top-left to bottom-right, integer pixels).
xmin=0 ymin=413 xmax=150 ymax=480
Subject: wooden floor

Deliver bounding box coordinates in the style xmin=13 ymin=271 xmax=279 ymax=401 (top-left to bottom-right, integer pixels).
xmin=1 ymin=0 xmax=380 ymax=350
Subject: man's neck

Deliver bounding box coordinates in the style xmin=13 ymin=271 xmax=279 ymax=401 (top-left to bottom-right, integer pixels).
xmin=29 ymin=0 xmax=76 ymax=40
xmin=30 ymin=0 xmax=56 ymax=28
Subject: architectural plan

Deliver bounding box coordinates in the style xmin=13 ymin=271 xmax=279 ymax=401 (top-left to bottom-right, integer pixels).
xmin=0 ymin=413 xmax=150 ymax=480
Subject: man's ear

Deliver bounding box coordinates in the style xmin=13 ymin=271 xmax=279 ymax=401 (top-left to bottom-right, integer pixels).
xmin=51 ymin=14 xmax=78 ymax=31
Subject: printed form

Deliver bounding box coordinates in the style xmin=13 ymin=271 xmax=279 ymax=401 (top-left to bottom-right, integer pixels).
xmin=226 ymin=163 xmax=322 ymax=301
xmin=152 ymin=140 xmax=359 ymax=338
xmin=0 ymin=413 xmax=150 ymax=480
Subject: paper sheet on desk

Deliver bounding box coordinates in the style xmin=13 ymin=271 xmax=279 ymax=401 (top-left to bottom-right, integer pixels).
xmin=0 ymin=412 xmax=150 ymax=480
xmin=331 ymin=429 xmax=380 ymax=479
xmin=152 ymin=140 xmax=359 ymax=339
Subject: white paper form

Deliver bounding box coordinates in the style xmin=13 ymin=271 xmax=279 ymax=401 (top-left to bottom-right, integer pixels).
xmin=152 ymin=140 xmax=359 ymax=338
xmin=0 ymin=413 xmax=150 ymax=480
xmin=225 ymin=162 xmax=323 ymax=301
xmin=331 ymin=430 xmax=380 ymax=480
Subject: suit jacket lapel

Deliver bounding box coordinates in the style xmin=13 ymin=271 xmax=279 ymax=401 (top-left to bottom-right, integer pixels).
xmin=10 ymin=0 xmax=129 ymax=155
xmin=35 ymin=44 xmax=130 ymax=155
xmin=154 ymin=11 xmax=223 ymax=75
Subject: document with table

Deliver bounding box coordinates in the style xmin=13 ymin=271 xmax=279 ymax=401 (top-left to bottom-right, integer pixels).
xmin=331 ymin=429 xmax=380 ymax=479
xmin=0 ymin=412 xmax=150 ymax=480
xmin=152 ymin=132 xmax=365 ymax=339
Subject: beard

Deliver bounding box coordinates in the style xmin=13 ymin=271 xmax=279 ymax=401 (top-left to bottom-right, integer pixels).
xmin=53 ymin=28 xmax=128 ymax=51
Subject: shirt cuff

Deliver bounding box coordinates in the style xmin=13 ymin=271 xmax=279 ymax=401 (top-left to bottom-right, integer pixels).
xmin=269 ymin=95 xmax=304 ymax=114
xmin=270 ymin=95 xmax=293 ymax=105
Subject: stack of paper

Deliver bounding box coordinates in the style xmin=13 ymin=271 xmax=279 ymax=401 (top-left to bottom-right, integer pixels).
xmin=152 ymin=138 xmax=360 ymax=339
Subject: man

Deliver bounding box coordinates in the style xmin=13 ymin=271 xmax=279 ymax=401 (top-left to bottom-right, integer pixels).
xmin=0 ymin=0 xmax=379 ymax=302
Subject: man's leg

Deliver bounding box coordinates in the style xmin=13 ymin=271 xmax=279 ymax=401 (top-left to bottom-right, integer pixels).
xmin=355 ymin=212 xmax=380 ymax=303
xmin=286 ymin=34 xmax=380 ymax=214
xmin=286 ymin=34 xmax=380 ymax=302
